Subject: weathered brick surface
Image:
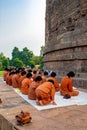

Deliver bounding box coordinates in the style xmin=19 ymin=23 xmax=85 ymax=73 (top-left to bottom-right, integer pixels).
xmin=44 ymin=0 xmax=87 ymax=88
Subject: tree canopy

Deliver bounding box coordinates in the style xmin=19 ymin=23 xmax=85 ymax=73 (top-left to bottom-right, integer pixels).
xmin=0 ymin=53 xmax=9 ymax=70
xmin=0 ymin=46 xmax=44 ymax=70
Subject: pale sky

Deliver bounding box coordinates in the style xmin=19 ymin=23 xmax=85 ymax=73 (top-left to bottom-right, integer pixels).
xmin=0 ymin=0 xmax=46 ymax=59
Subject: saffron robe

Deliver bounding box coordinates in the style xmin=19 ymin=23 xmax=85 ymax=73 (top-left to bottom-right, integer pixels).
xmin=60 ymin=76 xmax=79 ymax=96
xmin=48 ymin=77 xmax=60 ymax=92
xmin=28 ymin=81 xmax=41 ymax=100
xmin=21 ymin=78 xmax=32 ymax=95
xmin=35 ymin=82 xmax=55 ymax=105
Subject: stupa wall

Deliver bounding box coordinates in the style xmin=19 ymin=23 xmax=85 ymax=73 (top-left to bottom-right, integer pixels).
xmin=44 ymin=0 xmax=87 ymax=88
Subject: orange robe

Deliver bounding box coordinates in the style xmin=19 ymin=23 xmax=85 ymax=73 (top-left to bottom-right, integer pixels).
xmin=18 ymin=75 xmax=26 ymax=89
xmin=60 ymin=76 xmax=79 ymax=96
xmin=21 ymin=78 xmax=32 ymax=95
xmin=42 ymin=75 xmax=47 ymax=83
xmin=48 ymin=77 xmax=60 ymax=92
xmin=35 ymin=82 xmax=55 ymax=105
xmin=6 ymin=74 xmax=13 ymax=86
xmin=12 ymin=74 xmax=20 ymax=88
xmin=28 ymin=81 xmax=41 ymax=100
xmin=32 ymin=74 xmax=37 ymax=81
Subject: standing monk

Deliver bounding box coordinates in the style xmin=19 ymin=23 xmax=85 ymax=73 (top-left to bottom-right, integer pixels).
xmin=60 ymin=71 xmax=79 ymax=96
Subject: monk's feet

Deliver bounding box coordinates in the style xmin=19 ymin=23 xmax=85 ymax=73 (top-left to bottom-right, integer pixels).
xmin=36 ymin=100 xmax=44 ymax=105
xmin=36 ymin=101 xmax=40 ymax=105
xmin=39 ymin=100 xmax=44 ymax=105
xmin=36 ymin=99 xmax=40 ymax=105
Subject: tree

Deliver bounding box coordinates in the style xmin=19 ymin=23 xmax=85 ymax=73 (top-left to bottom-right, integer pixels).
xmin=0 ymin=53 xmax=10 ymax=69
xmin=29 ymin=60 xmax=35 ymax=68
xmin=2 ymin=58 xmax=9 ymax=69
xmin=19 ymin=47 xmax=33 ymax=66
xmin=12 ymin=47 xmax=20 ymax=59
xmin=0 ymin=53 xmax=4 ymax=61
xmin=31 ymin=55 xmax=43 ymax=69
xmin=11 ymin=47 xmax=34 ymax=67
xmin=12 ymin=58 xmax=24 ymax=68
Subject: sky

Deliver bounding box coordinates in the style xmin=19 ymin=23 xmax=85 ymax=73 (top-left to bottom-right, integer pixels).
xmin=0 ymin=0 xmax=46 ymax=59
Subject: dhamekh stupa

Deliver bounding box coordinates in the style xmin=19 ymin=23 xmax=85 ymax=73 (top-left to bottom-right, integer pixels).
xmin=44 ymin=0 xmax=87 ymax=88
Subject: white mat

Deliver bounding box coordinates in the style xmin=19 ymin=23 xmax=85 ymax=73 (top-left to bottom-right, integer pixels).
xmin=14 ymin=88 xmax=87 ymax=110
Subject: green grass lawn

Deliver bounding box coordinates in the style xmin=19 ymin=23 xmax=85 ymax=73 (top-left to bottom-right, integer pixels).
xmin=0 ymin=71 xmax=4 ymax=76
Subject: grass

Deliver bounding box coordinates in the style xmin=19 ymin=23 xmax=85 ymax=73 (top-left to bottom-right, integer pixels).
xmin=0 ymin=71 xmax=4 ymax=76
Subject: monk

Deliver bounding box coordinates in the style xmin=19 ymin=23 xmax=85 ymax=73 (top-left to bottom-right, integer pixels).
xmin=48 ymin=72 xmax=60 ymax=92
xmin=6 ymin=72 xmax=14 ymax=86
xmin=12 ymin=70 xmax=20 ymax=88
xmin=21 ymin=72 xmax=32 ymax=95
xmin=3 ymin=68 xmax=9 ymax=81
xmin=35 ymin=80 xmax=56 ymax=105
xmin=42 ymin=71 xmax=48 ymax=83
xmin=28 ymin=76 xmax=42 ymax=100
xmin=18 ymin=71 xmax=26 ymax=89
xmin=32 ymin=70 xmax=37 ymax=81
xmin=60 ymin=71 xmax=79 ymax=96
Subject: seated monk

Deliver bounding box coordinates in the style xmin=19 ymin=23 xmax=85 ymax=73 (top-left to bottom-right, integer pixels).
xmin=48 ymin=71 xmax=60 ymax=92
xmin=3 ymin=68 xmax=9 ymax=81
xmin=21 ymin=72 xmax=32 ymax=95
xmin=18 ymin=71 xmax=26 ymax=89
xmin=32 ymin=70 xmax=37 ymax=81
xmin=60 ymin=71 xmax=79 ymax=97
xmin=28 ymin=76 xmax=42 ymax=100
xmin=12 ymin=70 xmax=20 ymax=88
xmin=41 ymin=71 xmax=48 ymax=83
xmin=35 ymin=80 xmax=56 ymax=105
xmin=6 ymin=72 xmax=14 ymax=86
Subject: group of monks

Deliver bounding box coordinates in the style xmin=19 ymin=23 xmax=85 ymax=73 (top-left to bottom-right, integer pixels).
xmin=3 ymin=67 xmax=79 ymax=105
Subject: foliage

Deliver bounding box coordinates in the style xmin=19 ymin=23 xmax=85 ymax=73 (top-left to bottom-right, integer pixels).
xmin=32 ymin=55 xmax=43 ymax=65
xmin=19 ymin=47 xmax=33 ymax=66
xmin=0 ymin=46 xmax=44 ymax=69
xmin=12 ymin=58 xmax=24 ymax=68
xmin=2 ymin=57 xmax=9 ymax=69
xmin=29 ymin=60 xmax=35 ymax=68
xmin=31 ymin=55 xmax=44 ymax=69
xmin=11 ymin=47 xmax=34 ymax=67
xmin=0 ymin=53 xmax=10 ymax=70
xmin=12 ymin=47 xmax=20 ymax=59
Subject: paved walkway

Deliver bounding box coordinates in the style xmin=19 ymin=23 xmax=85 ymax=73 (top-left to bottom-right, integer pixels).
xmin=0 ymin=77 xmax=87 ymax=130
